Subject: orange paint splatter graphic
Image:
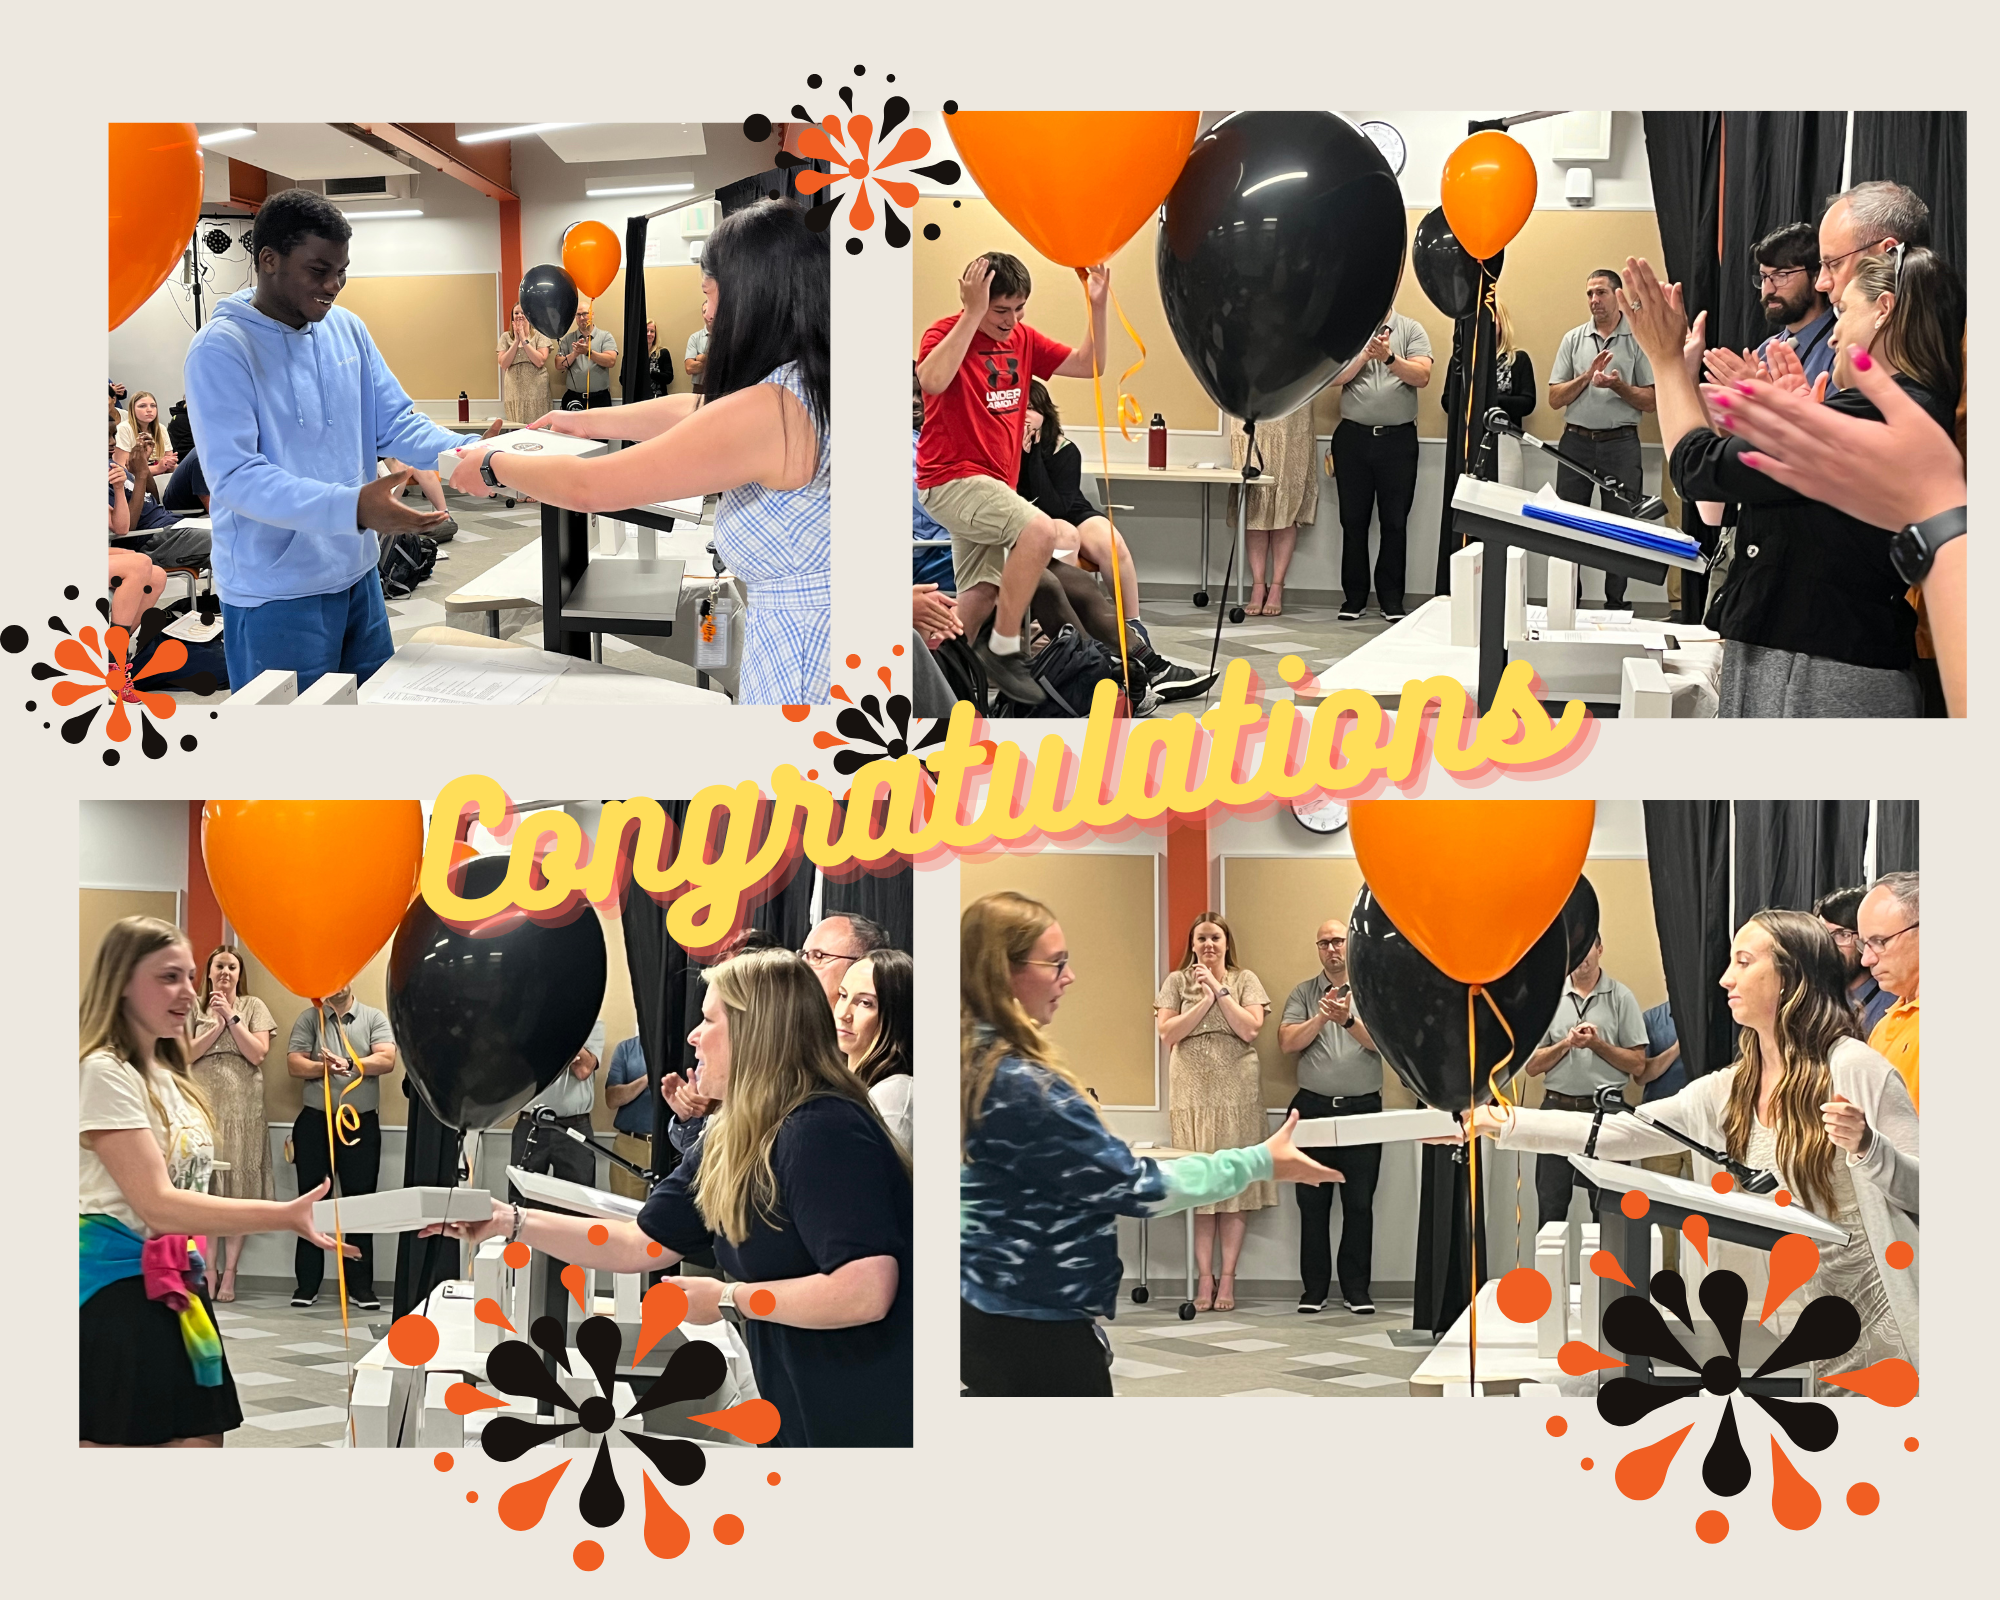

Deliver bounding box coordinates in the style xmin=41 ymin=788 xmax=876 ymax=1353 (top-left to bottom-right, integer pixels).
xmin=1695 ymin=1510 xmax=1729 ymax=1544
xmin=714 ymin=1514 xmax=745 ymax=1546
xmin=503 ymin=1242 xmax=530 ymax=1269
xmin=1774 ymin=1189 xmax=1792 ymax=1207
xmin=845 ymin=653 xmax=862 ymax=669
xmin=1497 ymin=1266 xmax=1552 ymax=1323
xmin=767 ymin=1472 xmax=782 ymax=1485
xmin=433 ymin=1452 xmax=454 ymax=1472
xmin=446 ymin=1381 xmax=508 ymax=1416
xmin=1903 ymin=1438 xmax=1919 ymax=1452
xmin=691 ymin=1398 xmax=782 ymax=1445
xmin=498 ymin=1460 xmax=571 ymax=1532
xmin=1589 ymin=1249 xmax=1634 ymax=1288
xmin=642 ymin=1475 xmax=690 ymax=1560
xmin=1885 ymin=1241 xmax=1913 ymax=1270
xmin=1847 ymin=1483 xmax=1880 ymax=1516
xmin=646 ymin=1242 xmax=664 ymax=1258
xmin=636 ymin=1280 xmax=689 ymax=1362
xmin=1770 ymin=1439 xmax=1821 ymax=1530
xmin=574 ymin=1541 xmax=604 ymax=1571
xmin=1545 ymin=1416 xmax=1568 ymax=1437
xmin=1682 ymin=1216 xmax=1710 ymax=1264
xmin=1615 ymin=1423 xmax=1694 ymax=1501
xmin=389 ymin=1314 xmax=440 ymax=1367
xmin=474 ymin=1298 xmax=516 ymax=1335
xmin=1711 ymin=1173 xmax=1735 ymax=1195
xmin=781 ymin=705 xmax=811 ymax=722
xmin=1580 ymin=1457 xmax=1594 ymax=1471
xmin=1620 ymin=1190 xmax=1651 ymax=1220
xmin=560 ymin=1263 xmax=587 ymax=1313
xmin=1559 ymin=1340 xmax=1626 ymax=1376
xmin=587 ymin=1224 xmax=609 ymax=1246
xmin=746 ymin=1289 xmax=776 ymax=1317
xmin=466 ymin=1491 xmax=479 ymax=1504
xmin=1761 ymin=1234 xmax=1820 ymax=1323
xmin=1819 ymin=1358 xmax=1918 ymax=1407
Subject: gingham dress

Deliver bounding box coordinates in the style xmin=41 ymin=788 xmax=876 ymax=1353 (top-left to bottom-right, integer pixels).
xmin=713 ymin=363 xmax=831 ymax=705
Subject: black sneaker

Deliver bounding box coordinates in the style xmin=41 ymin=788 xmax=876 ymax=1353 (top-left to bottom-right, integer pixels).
xmin=430 ymin=517 xmax=457 ymax=544
xmin=1343 ymin=1295 xmax=1376 ymax=1315
xmin=1154 ymin=669 xmax=1219 ymax=703
xmin=291 ymin=1292 xmax=318 ymax=1307
xmin=1337 ymin=605 xmax=1365 ymax=621
xmin=1380 ymin=607 xmax=1408 ymax=624
xmin=349 ymin=1294 xmax=382 ymax=1312
xmin=1298 ymin=1295 xmax=1326 ymax=1314
xmin=976 ymin=638 xmax=1046 ymax=705
xmin=1138 ymin=648 xmax=1217 ymax=702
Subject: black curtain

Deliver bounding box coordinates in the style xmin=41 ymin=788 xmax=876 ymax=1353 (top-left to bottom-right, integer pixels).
xmin=1642 ymin=801 xmax=1734 ymax=1081
xmin=1732 ymin=801 xmax=1868 ymax=919
xmin=824 ymin=862 xmax=914 ymax=952
xmin=1432 ymin=283 xmax=1498 ymax=597
xmin=1851 ymin=113 xmax=1965 ymax=274
xmin=1875 ymin=801 xmax=1920 ymax=875
xmin=618 ymin=215 xmax=652 ymax=405
xmin=392 ymin=1096 xmax=462 ymax=1319
xmin=1413 ymin=1146 xmax=1487 ymax=1335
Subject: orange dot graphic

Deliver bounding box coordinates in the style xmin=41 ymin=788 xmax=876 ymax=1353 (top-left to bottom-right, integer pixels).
xmin=1696 ymin=1510 xmax=1729 ymax=1544
xmin=806 ymin=769 xmax=819 ymax=781
xmin=1711 ymin=1172 xmax=1735 ymax=1194
xmin=747 ymin=1289 xmax=776 ymax=1317
xmin=1904 ymin=1438 xmax=1919 ymax=1452
xmin=767 ymin=1472 xmax=782 ymax=1486
xmin=574 ymin=1540 xmax=604 ymax=1571
xmin=647 ymin=1242 xmax=664 ymax=1257
xmin=1885 ymin=1241 xmax=1913 ymax=1270
xmin=587 ymin=1224 xmax=609 ymax=1246
xmin=780 ymin=705 xmax=811 ymax=722
xmin=892 ymin=643 xmax=905 ymax=656
xmin=1774 ymin=1189 xmax=1793 ymax=1207
xmin=1580 ymin=1457 xmax=1594 ymax=1471
xmin=465 ymin=1491 xmax=478 ymax=1503
xmin=1847 ymin=1483 xmax=1880 ymax=1516
xmin=388 ymin=1314 xmax=440 ymax=1367
xmin=1546 ymin=1416 xmax=1568 ymax=1437
xmin=433 ymin=1452 xmax=453 ymax=1472
xmin=714 ymin=1514 xmax=745 ymax=1546
xmin=1496 ymin=1266 xmax=1552 ymax=1323
xmin=1620 ymin=1190 xmax=1650 ymax=1220
xmin=503 ymin=1242 xmax=530 ymax=1269
xmin=845 ymin=653 xmax=861 ymax=669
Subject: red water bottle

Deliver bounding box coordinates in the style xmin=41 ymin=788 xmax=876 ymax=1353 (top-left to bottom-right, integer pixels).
xmin=458 ymin=390 xmax=470 ymax=422
xmin=1147 ymin=412 xmax=1167 ymax=469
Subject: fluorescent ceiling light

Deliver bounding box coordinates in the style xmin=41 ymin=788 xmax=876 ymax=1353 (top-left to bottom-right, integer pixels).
xmin=199 ymin=126 xmax=256 ymax=145
xmin=1241 ymin=170 xmax=1307 ymax=198
xmin=459 ymin=122 xmax=582 ymax=145
xmin=585 ymin=182 xmax=694 ymax=198
xmin=343 ymin=209 xmax=424 ymax=220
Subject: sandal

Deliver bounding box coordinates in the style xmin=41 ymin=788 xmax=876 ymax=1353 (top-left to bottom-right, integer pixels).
xmin=1262 ymin=584 xmax=1285 ymax=617
xmin=1246 ymin=582 xmax=1267 ymax=615
xmin=1193 ymin=1274 xmax=1216 ymax=1313
xmin=1215 ymin=1274 xmax=1237 ymax=1312
xmin=217 ymin=1270 xmax=237 ymax=1304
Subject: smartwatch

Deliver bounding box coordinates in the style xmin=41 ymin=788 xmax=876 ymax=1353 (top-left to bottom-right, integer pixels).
xmin=479 ymin=451 xmax=508 ymax=490
xmin=717 ymin=1281 xmax=739 ymax=1315
xmin=1889 ymin=506 xmax=1965 ymax=586
xmin=1339 ymin=1016 xmax=1356 ymax=1030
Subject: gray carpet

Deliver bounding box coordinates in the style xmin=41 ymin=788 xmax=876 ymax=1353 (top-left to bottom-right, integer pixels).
xmin=210 ymin=1281 xmax=389 ymax=1447
xmin=1107 ymin=1292 xmax=1434 ymax=1397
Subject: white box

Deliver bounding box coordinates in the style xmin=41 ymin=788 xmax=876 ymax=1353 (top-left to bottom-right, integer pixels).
xmin=350 ymin=1365 xmax=394 ymax=1449
xmin=313 ymin=1186 xmax=493 ymax=1236
xmin=1289 ymin=1108 xmax=1461 ymax=1147
xmin=421 ymin=1371 xmax=465 ymax=1449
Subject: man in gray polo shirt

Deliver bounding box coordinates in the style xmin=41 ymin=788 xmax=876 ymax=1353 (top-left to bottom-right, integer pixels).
xmin=1328 ymin=310 xmax=1434 ymax=621
xmin=1522 ymin=933 xmax=1648 ymax=1229
xmin=1279 ymin=918 xmax=1384 ymax=1314
xmin=287 ymin=987 xmax=396 ymax=1308
xmin=555 ymin=305 xmax=619 ymax=411
xmin=511 ymin=1020 xmax=607 ymax=1193
xmin=1548 ymin=268 xmax=1656 ymax=607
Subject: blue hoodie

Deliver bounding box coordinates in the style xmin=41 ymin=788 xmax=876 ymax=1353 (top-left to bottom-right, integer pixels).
xmin=183 ymin=289 xmax=468 ymax=607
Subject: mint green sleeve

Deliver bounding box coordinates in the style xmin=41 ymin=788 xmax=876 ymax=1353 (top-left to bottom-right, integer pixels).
xmin=1147 ymin=1145 xmax=1274 ymax=1217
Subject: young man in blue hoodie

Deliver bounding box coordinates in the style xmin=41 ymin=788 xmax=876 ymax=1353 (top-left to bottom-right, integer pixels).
xmin=184 ymin=188 xmax=465 ymax=688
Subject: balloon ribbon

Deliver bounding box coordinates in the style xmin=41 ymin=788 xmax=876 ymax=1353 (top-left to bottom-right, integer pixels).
xmin=315 ymin=1001 xmax=368 ymax=1354
xmin=1463 ymin=983 xmax=1521 ymax=1393
xmin=1079 ymin=267 xmax=1134 ymax=712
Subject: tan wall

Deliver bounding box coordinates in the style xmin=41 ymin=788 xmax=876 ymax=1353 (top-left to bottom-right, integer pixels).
xmin=914 ymin=198 xmax=1668 ymax=447
xmin=338 ymin=274 xmax=501 ymax=404
xmin=79 ymin=889 xmax=180 ymax=991
xmin=581 ymin=264 xmax=709 ymax=402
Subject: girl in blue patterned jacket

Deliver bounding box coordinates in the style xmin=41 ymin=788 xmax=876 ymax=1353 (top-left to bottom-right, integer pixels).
xmin=962 ymin=892 xmax=1342 ymax=1395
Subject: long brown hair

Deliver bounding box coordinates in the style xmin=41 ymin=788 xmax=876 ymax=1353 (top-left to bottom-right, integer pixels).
xmin=79 ymin=916 xmax=212 ymax=1133
xmin=961 ymin=892 xmax=1098 ymax=1156
xmin=199 ymin=945 xmax=251 ymax=1010
xmin=691 ymin=950 xmax=906 ymax=1246
xmin=1719 ymin=910 xmax=1860 ymax=1214
xmin=1853 ymin=247 xmax=1959 ymax=403
xmin=849 ymin=948 xmax=913 ymax=1089
xmin=1177 ymin=910 xmax=1239 ymax=973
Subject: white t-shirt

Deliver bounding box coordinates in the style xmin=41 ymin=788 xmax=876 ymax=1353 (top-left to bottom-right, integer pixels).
xmin=869 ymin=1075 xmax=913 ymax=1155
xmin=79 ymin=1049 xmax=214 ymax=1234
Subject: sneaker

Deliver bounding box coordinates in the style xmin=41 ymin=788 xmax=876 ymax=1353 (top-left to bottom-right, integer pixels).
xmin=349 ymin=1294 xmax=382 ymax=1312
xmin=976 ymin=638 xmax=1046 ymax=705
xmin=1138 ymin=649 xmax=1218 ymax=702
xmin=1343 ymin=1295 xmax=1376 ymax=1315
xmin=1154 ymin=669 xmax=1219 ymax=703
xmin=1337 ymin=605 xmax=1365 ymax=621
xmin=291 ymin=1292 xmax=318 ymax=1307
xmin=430 ymin=517 xmax=457 ymax=544
xmin=1298 ymin=1295 xmax=1326 ymax=1314
xmin=1381 ymin=609 xmax=1408 ymax=624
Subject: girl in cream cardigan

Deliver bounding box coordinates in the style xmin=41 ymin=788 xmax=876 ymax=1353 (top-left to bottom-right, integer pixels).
xmin=1469 ymin=909 xmax=1916 ymax=1386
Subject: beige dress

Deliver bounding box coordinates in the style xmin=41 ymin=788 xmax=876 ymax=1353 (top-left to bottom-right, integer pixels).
xmin=188 ymin=994 xmax=276 ymax=1201
xmin=498 ymin=330 xmax=555 ymax=423
xmin=1157 ymin=968 xmax=1275 ymax=1213
xmin=1227 ymin=407 xmax=1321 ymax=531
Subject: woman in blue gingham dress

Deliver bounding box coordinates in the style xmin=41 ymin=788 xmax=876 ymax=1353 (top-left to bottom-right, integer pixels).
xmin=714 ymin=360 xmax=830 ymax=704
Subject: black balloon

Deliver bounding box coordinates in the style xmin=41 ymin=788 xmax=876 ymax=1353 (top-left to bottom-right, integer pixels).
xmin=387 ymin=855 xmax=607 ymax=1130
xmin=1347 ymin=885 xmax=1568 ymax=1113
xmin=520 ymin=264 xmax=578 ymax=340
xmin=1560 ymin=874 xmax=1600 ymax=975
xmin=1412 ymin=206 xmax=1503 ymax=320
xmin=1157 ymin=111 xmax=1407 ymax=424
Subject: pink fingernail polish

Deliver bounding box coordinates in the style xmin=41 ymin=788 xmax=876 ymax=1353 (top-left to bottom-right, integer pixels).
xmin=1853 ymin=349 xmax=1873 ymax=372
xmin=1719 ymin=416 xmax=1736 ymax=431
xmin=1713 ymin=393 xmax=1733 ymax=409
xmin=1736 ymin=382 xmax=1755 ymax=395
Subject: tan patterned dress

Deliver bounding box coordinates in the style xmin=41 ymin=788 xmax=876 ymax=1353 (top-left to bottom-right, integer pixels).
xmin=1157 ymin=967 xmax=1275 ymax=1214
xmin=188 ymin=994 xmax=276 ymax=1201
xmin=1227 ymin=407 xmax=1321 ymax=530
xmin=498 ymin=330 xmax=555 ymax=424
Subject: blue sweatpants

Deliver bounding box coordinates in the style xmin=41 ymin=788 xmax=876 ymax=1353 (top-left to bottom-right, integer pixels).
xmin=222 ymin=570 xmax=395 ymax=692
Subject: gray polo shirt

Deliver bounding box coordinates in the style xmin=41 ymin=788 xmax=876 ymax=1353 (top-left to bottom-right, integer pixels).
xmin=523 ymin=1020 xmax=608 ymax=1119
xmin=1551 ymin=316 xmax=1654 ymax=429
xmin=559 ymin=327 xmax=618 ymax=394
xmin=289 ymin=1001 xmax=393 ymax=1115
xmin=1339 ymin=312 xmax=1433 ymax=427
xmin=1539 ymin=974 xmax=1648 ymax=1096
xmin=1282 ymin=972 xmax=1384 ymax=1098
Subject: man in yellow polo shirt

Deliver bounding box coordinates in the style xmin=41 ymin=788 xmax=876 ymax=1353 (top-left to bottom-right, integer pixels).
xmin=1857 ymin=872 xmax=1919 ymax=1109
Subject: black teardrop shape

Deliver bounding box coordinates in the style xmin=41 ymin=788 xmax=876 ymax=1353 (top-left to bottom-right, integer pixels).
xmin=30 ymin=662 xmax=61 ymax=680
xmin=773 ymin=151 xmax=805 ymax=170
xmin=912 ymin=160 xmax=961 ymax=185
xmin=859 ymin=694 xmax=883 ymax=724
xmin=887 ymin=693 xmax=912 ymax=739
xmin=61 ymin=704 xmax=102 ymax=744
xmin=531 ymin=1314 xmax=573 ymax=1375
xmin=884 ymin=208 xmax=910 ymax=249
xmin=833 ymin=749 xmax=876 ymax=775
xmin=626 ymin=1430 xmax=707 ymax=1486
xmin=140 ymin=713 xmax=168 ymax=760
xmin=577 ymin=1438 xmax=626 ymax=1528
xmin=1751 ymin=1393 xmax=1841 ymax=1453
xmin=1701 ymin=1397 xmax=1752 ymax=1497
xmin=94 ymin=598 xmax=111 ymax=621
xmin=576 ymin=1314 xmax=622 ymax=1400
xmin=836 ymin=706 xmax=878 ymax=742
xmin=1603 ymin=1294 xmax=1702 ymax=1372
xmin=838 ymin=85 xmax=853 ymax=110
xmin=478 ymin=1412 xmax=580 ymax=1462
xmin=1651 ymin=1270 xmax=1694 ymax=1332
xmin=487 ymin=1336 xmax=578 ymax=1409
xmin=48 ymin=615 xmax=70 ymax=635
xmin=627 ymin=1340 xmax=728 ymax=1415
xmin=790 ymin=104 xmax=810 ymax=122
xmin=1699 ymin=1269 xmax=1749 ymax=1361
xmin=881 ymin=96 xmax=909 ymax=139
xmin=805 ymin=197 xmax=839 ymax=234
xmin=1596 ymin=1375 xmax=1699 ymax=1428
xmin=1754 ymin=1295 xmax=1862 ymax=1379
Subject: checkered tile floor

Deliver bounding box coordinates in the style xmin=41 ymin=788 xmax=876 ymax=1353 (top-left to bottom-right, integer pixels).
xmin=210 ymin=1282 xmax=389 ymax=1447
xmin=1134 ymin=595 xmax=1398 ymax=704
xmin=1106 ymin=1292 xmax=1435 ymax=1396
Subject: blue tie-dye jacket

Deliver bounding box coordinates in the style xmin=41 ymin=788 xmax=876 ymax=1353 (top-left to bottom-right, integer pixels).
xmin=961 ymin=1040 xmax=1274 ymax=1321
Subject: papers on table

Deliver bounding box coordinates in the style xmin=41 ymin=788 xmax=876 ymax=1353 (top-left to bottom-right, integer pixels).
xmin=164 ymin=611 xmax=223 ymax=643
xmin=365 ymin=649 xmax=565 ymax=706
xmin=1291 ymin=1108 xmax=1462 ymax=1147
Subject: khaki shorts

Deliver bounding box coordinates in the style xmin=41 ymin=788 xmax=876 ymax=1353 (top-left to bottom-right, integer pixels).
xmin=919 ymin=474 xmax=1039 ymax=592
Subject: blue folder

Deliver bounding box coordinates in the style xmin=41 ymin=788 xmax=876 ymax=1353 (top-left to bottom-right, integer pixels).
xmin=1519 ymin=503 xmax=1701 ymax=561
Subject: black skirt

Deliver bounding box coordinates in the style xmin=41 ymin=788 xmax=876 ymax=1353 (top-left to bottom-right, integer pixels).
xmin=80 ymin=1276 xmax=243 ymax=1444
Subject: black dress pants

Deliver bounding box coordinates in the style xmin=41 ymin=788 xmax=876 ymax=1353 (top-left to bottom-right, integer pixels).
xmin=1289 ymin=1089 xmax=1383 ymax=1303
xmin=1332 ymin=420 xmax=1419 ymax=613
xmin=293 ymin=1107 xmax=381 ymax=1299
xmin=960 ymin=1301 xmax=1113 ymax=1396
xmin=1554 ymin=426 xmax=1643 ymax=607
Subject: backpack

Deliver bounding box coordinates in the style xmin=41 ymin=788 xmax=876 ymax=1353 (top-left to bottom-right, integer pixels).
xmin=994 ymin=624 xmax=1148 ymax=718
xmin=377 ymin=532 xmax=438 ymax=600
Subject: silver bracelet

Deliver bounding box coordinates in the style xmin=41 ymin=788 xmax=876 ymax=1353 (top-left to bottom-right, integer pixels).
xmin=507 ymin=1203 xmax=525 ymax=1245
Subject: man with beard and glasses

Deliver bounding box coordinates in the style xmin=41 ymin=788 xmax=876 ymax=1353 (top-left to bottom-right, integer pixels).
xmin=1815 ymin=885 xmax=1897 ymax=1035
xmin=1750 ymin=222 xmax=1836 ymax=388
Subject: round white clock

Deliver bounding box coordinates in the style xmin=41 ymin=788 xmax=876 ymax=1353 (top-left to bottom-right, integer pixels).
xmin=1289 ymin=794 xmax=1350 ymax=836
xmin=1359 ymin=120 xmax=1407 ymax=177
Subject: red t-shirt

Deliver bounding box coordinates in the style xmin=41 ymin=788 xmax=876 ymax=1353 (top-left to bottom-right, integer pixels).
xmin=916 ymin=314 xmax=1072 ymax=491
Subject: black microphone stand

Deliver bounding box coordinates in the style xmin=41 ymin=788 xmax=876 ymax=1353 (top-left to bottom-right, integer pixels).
xmin=529 ymin=1106 xmax=662 ymax=1187
xmin=1580 ymin=1086 xmax=1780 ymax=1193
xmin=1482 ymin=408 xmax=1669 ymax=523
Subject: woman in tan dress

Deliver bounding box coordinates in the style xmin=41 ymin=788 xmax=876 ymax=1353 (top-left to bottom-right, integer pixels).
xmin=1155 ymin=911 xmax=1273 ymax=1311
xmin=187 ymin=947 xmax=276 ymax=1303
xmin=1227 ymin=406 xmax=1321 ymax=616
xmin=497 ymin=303 xmax=554 ymax=425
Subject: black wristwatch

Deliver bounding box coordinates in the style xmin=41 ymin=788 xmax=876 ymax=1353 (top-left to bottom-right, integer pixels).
xmin=479 ymin=451 xmax=507 ymax=490
xmin=1889 ymin=506 xmax=1965 ymax=585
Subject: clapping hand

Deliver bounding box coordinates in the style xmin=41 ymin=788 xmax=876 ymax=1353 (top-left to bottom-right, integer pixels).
xmin=659 ymin=1071 xmax=716 ymax=1121
xmin=1680 ymin=309 xmax=1709 ymax=387
xmin=1762 ymin=338 xmax=1829 ymax=401
xmin=1317 ymin=986 xmax=1351 ymax=1027
xmin=1617 ymin=255 xmax=1692 ymax=366
xmin=912 ymin=584 xmax=962 ymax=644
xmin=1704 ymin=346 xmax=1762 ymax=387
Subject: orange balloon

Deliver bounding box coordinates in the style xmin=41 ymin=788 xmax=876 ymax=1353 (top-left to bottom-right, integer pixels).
xmin=946 ymin=111 xmax=1199 ymax=269
xmin=562 ymin=222 xmax=621 ymax=301
xmin=110 ymin=124 xmax=203 ymax=331
xmin=1349 ymin=801 xmax=1595 ymax=985
xmin=1440 ymin=131 xmax=1538 ymax=261
xmin=201 ymin=801 xmax=424 ymax=999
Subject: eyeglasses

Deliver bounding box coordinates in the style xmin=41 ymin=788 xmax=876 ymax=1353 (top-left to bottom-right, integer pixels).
xmin=1018 ymin=957 xmax=1071 ymax=980
xmin=1754 ymin=266 xmax=1811 ymax=290
xmin=799 ymin=947 xmax=862 ymax=970
xmin=1817 ymin=238 xmax=1889 ymax=279
xmin=1858 ymin=922 xmax=1917 ymax=957
xmin=1821 ymin=924 xmax=1859 ymax=946
xmin=1314 ymin=938 xmax=1346 ymax=950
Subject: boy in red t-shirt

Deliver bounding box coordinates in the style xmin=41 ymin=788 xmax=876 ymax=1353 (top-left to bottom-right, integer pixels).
xmin=917 ymin=253 xmax=1119 ymax=704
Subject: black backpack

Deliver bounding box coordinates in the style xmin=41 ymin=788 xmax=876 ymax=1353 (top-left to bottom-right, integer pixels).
xmin=377 ymin=532 xmax=438 ymax=600
xmin=994 ymin=624 xmax=1149 ymax=718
